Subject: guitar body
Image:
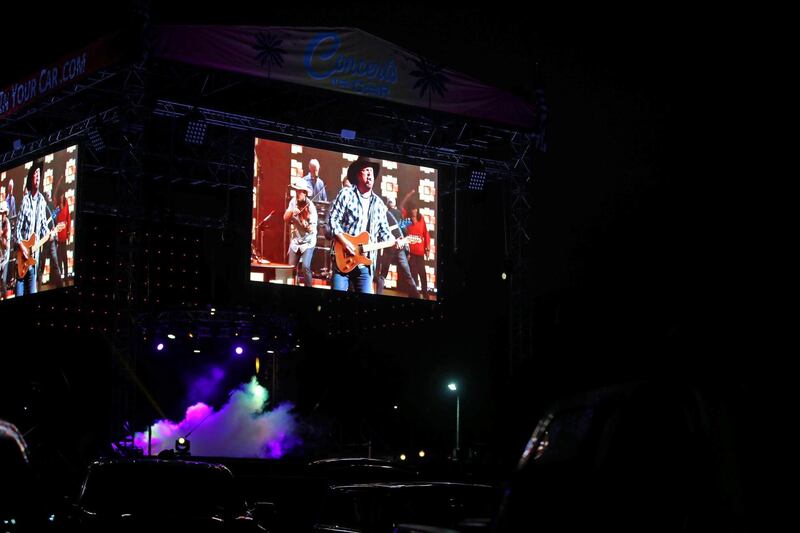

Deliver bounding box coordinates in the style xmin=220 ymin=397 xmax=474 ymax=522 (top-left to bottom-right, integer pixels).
xmin=16 ymin=233 xmax=38 ymax=279
xmin=334 ymin=231 xmax=372 ymax=274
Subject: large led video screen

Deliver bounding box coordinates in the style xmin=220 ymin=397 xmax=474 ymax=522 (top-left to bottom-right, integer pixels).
xmin=1 ymin=145 xmax=78 ymax=300
xmin=251 ymin=138 xmax=438 ymax=300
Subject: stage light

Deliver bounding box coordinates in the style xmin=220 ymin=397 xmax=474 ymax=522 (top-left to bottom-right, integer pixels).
xmin=193 ymin=349 xmax=201 ymax=354
xmin=12 ymin=139 xmax=23 ymax=151
xmin=156 ymin=343 xmax=164 ymax=351
xmin=468 ymin=169 xmax=487 ymax=191
xmin=175 ymin=436 xmax=191 ymax=456
xmin=340 ymin=129 xmax=356 ymax=140
xmin=448 ymin=382 xmax=457 ymax=391
xmin=184 ymin=115 xmax=207 ymax=145
xmin=167 ymin=333 xmax=176 ymax=339
xmin=393 ymin=405 xmax=398 ymax=410
xmin=87 ymin=126 xmax=105 ymax=152
xmin=419 ymin=450 xmax=426 ymax=458
xmin=501 ymin=272 xmax=507 ymax=280
xmin=235 ymin=346 xmax=244 ymax=356
xmin=399 ymin=453 xmax=407 ymax=461
xmin=252 ymin=336 xmax=260 ymax=341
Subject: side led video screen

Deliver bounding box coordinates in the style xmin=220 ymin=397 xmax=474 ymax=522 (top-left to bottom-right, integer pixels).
xmin=1 ymin=145 xmax=78 ymax=300
xmin=251 ymin=138 xmax=438 ymax=300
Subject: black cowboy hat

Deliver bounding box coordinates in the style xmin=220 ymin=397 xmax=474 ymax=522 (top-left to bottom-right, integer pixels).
xmin=346 ymin=157 xmax=381 ymax=182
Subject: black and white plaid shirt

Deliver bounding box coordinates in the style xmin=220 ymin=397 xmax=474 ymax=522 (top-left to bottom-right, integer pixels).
xmin=15 ymin=191 xmax=48 ymax=258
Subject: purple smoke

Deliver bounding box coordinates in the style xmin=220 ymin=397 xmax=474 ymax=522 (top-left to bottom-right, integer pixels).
xmin=186 ymin=366 xmax=226 ymax=404
xmin=133 ymin=377 xmax=300 ymax=458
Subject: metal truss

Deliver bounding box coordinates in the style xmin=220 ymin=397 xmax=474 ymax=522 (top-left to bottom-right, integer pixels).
xmin=151 ymin=99 xmax=536 ymax=178
xmin=133 ymin=308 xmax=296 ymax=349
xmin=0 ymin=107 xmax=119 ymax=167
xmin=107 ymin=62 xmax=149 ymax=446
xmin=0 ymin=69 xmax=119 ymax=135
xmin=508 ymin=169 xmax=533 ymax=374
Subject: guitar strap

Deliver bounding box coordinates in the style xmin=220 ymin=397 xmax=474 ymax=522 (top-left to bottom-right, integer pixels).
xmin=33 ymin=194 xmax=47 ymax=259
xmin=364 ymin=195 xmax=374 ymax=271
xmin=386 ymin=210 xmax=399 ymax=238
xmin=366 ymin=195 xmax=374 ymax=241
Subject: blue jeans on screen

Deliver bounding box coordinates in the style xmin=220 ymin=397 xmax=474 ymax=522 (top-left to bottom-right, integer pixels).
xmin=288 ymin=247 xmax=315 ymax=287
xmin=15 ymin=262 xmax=37 ymax=297
xmin=332 ymin=265 xmax=373 ymax=294
xmin=376 ymin=248 xmax=420 ymax=298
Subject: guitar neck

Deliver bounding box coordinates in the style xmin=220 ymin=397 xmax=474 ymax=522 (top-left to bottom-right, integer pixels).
xmin=30 ymin=225 xmax=61 ymax=252
xmin=31 ymin=232 xmax=52 ymax=253
xmin=361 ymin=238 xmax=406 ymax=253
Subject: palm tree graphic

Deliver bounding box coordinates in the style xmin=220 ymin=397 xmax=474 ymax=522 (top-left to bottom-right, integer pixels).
xmin=409 ymin=55 xmax=450 ymax=107
xmin=253 ymin=32 xmax=286 ymax=79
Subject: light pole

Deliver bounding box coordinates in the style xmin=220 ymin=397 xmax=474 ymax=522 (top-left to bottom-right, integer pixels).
xmin=448 ymin=382 xmax=460 ymax=459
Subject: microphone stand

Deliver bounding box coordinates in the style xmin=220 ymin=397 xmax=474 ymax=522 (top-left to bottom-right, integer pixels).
xmin=253 ymin=210 xmax=275 ymax=262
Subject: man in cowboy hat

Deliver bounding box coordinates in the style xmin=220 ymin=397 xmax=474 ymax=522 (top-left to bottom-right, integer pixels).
xmin=283 ymin=176 xmax=318 ymax=287
xmin=327 ymin=157 xmax=402 ymax=293
xmin=0 ymin=200 xmax=10 ymax=299
xmin=15 ymin=162 xmax=48 ymax=296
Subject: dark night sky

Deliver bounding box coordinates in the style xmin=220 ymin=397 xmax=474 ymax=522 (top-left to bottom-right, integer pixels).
xmin=2 ymin=5 xmax=755 ymax=465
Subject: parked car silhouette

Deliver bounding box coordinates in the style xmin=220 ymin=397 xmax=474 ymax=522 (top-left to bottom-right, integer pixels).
xmin=496 ymin=380 xmax=744 ymax=532
xmin=62 ymin=458 xmax=262 ymax=532
xmin=314 ymin=481 xmax=498 ymax=533
xmin=1 ymin=420 xmax=40 ymax=533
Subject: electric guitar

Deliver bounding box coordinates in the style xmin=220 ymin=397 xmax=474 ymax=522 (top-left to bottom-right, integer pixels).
xmin=334 ymin=232 xmax=422 ymax=274
xmin=16 ymin=222 xmax=66 ymax=279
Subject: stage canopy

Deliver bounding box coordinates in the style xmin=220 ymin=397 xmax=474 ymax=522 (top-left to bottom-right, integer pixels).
xmin=3 ymin=26 xmax=538 ymax=131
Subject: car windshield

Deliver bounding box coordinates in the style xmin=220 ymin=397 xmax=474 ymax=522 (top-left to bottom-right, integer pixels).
xmin=79 ymin=462 xmax=235 ymax=516
xmin=320 ymin=484 xmax=498 ymax=530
